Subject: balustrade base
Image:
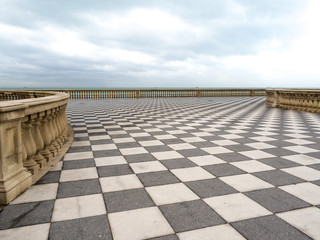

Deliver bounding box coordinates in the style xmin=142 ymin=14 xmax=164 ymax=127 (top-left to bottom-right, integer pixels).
xmin=0 ymin=169 xmax=32 ymax=205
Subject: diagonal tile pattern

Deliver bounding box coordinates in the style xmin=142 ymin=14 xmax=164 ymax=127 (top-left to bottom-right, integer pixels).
xmin=1 ymin=97 xmax=320 ymax=239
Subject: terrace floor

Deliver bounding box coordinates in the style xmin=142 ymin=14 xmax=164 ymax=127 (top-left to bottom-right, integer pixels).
xmin=1 ymin=97 xmax=320 ymax=240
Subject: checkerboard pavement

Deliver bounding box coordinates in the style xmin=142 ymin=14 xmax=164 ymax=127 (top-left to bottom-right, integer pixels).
xmin=1 ymin=97 xmax=320 ymax=240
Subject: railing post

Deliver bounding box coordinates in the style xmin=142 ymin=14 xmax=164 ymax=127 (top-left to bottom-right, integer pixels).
xmin=136 ymin=90 xmax=140 ymax=99
xmin=197 ymin=90 xmax=202 ymax=97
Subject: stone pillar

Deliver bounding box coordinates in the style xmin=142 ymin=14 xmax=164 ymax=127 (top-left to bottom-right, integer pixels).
xmin=40 ymin=111 xmax=53 ymax=161
xmin=0 ymin=103 xmax=32 ymax=204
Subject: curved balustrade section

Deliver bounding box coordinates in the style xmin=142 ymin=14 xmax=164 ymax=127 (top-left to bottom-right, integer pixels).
xmin=265 ymin=89 xmax=320 ymax=113
xmin=0 ymin=90 xmax=70 ymax=204
xmin=46 ymin=89 xmax=266 ymax=99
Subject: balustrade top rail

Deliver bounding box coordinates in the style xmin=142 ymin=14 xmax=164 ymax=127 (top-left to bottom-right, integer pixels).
xmin=35 ymin=89 xmax=266 ymax=99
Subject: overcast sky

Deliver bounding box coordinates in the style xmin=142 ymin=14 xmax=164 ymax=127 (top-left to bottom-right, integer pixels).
xmin=1 ymin=0 xmax=319 ymax=89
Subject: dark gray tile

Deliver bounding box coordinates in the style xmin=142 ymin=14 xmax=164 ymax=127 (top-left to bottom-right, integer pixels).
xmin=185 ymin=178 xmax=238 ymax=198
xmin=93 ymin=149 xmax=121 ymax=158
xmin=116 ymin=142 xmax=141 ymax=149
xmin=191 ymin=142 xmax=218 ymax=148
xmin=264 ymin=140 xmax=293 ymax=147
xmin=225 ymin=144 xmax=255 ymax=152
xmin=214 ymin=152 xmax=251 ymax=162
xmin=137 ymin=171 xmax=180 ymax=187
xmin=88 ymin=132 xmax=107 ymax=136
xmin=245 ymin=187 xmax=310 ymax=213
xmin=312 ymin=180 xmax=320 ymax=186
xmin=160 ymin=158 xmax=196 ymax=170
xmin=57 ymin=179 xmax=101 ymax=198
xmin=68 ymin=147 xmax=91 ymax=154
xmin=253 ymin=169 xmax=305 ymax=186
xmin=145 ymin=145 xmax=173 ymax=152
xmin=160 ymin=139 xmax=185 ymax=145
xmin=90 ymin=139 xmax=114 ymax=145
xmin=49 ymin=215 xmax=112 ymax=240
xmin=177 ymin=149 xmax=208 ymax=157
xmin=259 ymin=157 xmax=301 ymax=169
xmin=125 ymin=153 xmax=157 ymax=163
xmin=63 ymin=159 xmax=95 ymax=170
xmin=35 ymin=171 xmax=60 ymax=185
xmin=263 ymin=148 xmax=297 ymax=157
xmin=0 ymin=200 xmax=54 ymax=230
xmin=203 ymin=163 xmax=246 ymax=177
xmin=98 ymin=164 xmax=133 ymax=177
xmin=231 ymin=215 xmax=312 ymax=240
xmin=159 ymin=200 xmax=225 ymax=232
xmin=308 ymin=163 xmax=320 ymax=171
xmin=103 ymin=188 xmax=155 ymax=213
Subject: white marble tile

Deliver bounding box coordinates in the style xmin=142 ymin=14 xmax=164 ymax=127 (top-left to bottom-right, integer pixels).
xmin=119 ymin=147 xmax=148 ymax=155
xmin=52 ymin=194 xmax=106 ymax=222
xmin=100 ymin=174 xmax=143 ymax=192
xmin=60 ymin=167 xmax=98 ymax=182
xmin=130 ymin=132 xmax=151 ymax=137
xmin=94 ymin=156 xmax=127 ymax=167
xmin=283 ymin=154 xmax=320 ymax=165
xmin=246 ymin=142 xmax=276 ymax=149
xmin=192 ymin=131 xmax=214 ymax=136
xmin=202 ymin=147 xmax=233 ymax=154
xmin=220 ymin=134 xmax=243 ymax=139
xmin=282 ymin=166 xmax=320 ymax=181
xmin=205 ymin=193 xmax=271 ymax=222
xmin=188 ymin=155 xmax=225 ymax=166
xmin=91 ymin=144 xmax=117 ymax=151
xmin=108 ymin=207 xmax=174 ymax=240
xmin=284 ymin=146 xmax=318 ymax=154
xmin=107 ymin=130 xmax=127 ymax=135
xmin=250 ymin=136 xmax=276 ymax=142
xmin=167 ymin=130 xmax=187 ymax=135
xmin=181 ymin=137 xmax=206 ymax=143
xmin=89 ymin=135 xmax=111 ymax=140
xmin=220 ymin=174 xmax=274 ymax=192
xmin=152 ymin=151 xmax=184 ymax=160
xmin=63 ymin=151 xmax=93 ymax=161
xmin=71 ymin=141 xmax=91 ymax=147
xmin=280 ymin=182 xmax=320 ymax=205
xmin=231 ymin=160 xmax=275 ymax=173
xmin=130 ymin=161 xmax=167 ymax=173
xmin=146 ymin=183 xmax=199 ymax=205
xmin=10 ymin=183 xmax=58 ymax=204
xmin=168 ymin=143 xmax=196 ymax=150
xmin=171 ymin=167 xmax=214 ymax=182
xmin=239 ymin=150 xmax=275 ymax=159
xmin=87 ymin=128 xmax=106 ymax=133
xmin=277 ymin=207 xmax=320 ymax=240
xmin=285 ymin=139 xmax=315 ymax=145
xmin=139 ymin=140 xmax=164 ymax=147
xmin=74 ymin=133 xmax=89 ymax=138
xmin=154 ymin=134 xmax=177 ymax=140
xmin=211 ymin=140 xmax=239 ymax=146
xmin=113 ymin=137 xmax=136 ymax=143
xmin=178 ymin=224 xmax=246 ymax=240
xmin=0 ymin=223 xmax=50 ymax=240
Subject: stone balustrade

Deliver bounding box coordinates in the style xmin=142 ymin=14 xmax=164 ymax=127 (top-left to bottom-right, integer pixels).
xmin=0 ymin=90 xmax=70 ymax=204
xmin=43 ymin=89 xmax=266 ymax=99
xmin=265 ymin=89 xmax=320 ymax=113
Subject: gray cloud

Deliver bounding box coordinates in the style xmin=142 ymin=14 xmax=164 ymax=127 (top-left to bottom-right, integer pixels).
xmin=0 ymin=0 xmax=318 ymax=89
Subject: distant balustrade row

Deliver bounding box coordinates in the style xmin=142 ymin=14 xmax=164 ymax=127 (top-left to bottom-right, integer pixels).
xmin=265 ymin=89 xmax=320 ymax=113
xmin=39 ymin=89 xmax=266 ymax=99
xmin=0 ymin=91 xmax=70 ymax=204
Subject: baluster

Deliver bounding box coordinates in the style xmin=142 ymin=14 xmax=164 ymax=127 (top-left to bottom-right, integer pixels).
xmin=46 ymin=110 xmax=58 ymax=156
xmin=40 ymin=111 xmax=54 ymax=161
xmin=31 ymin=113 xmax=46 ymax=168
xmin=21 ymin=117 xmax=39 ymax=174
